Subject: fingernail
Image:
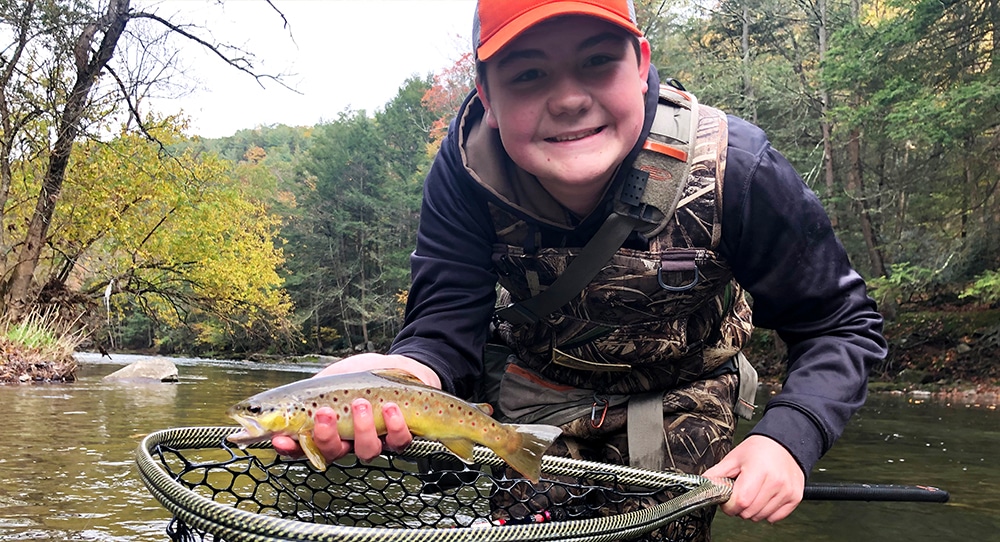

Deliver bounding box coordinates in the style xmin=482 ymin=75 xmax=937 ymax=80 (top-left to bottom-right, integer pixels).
xmin=315 ymin=411 xmax=333 ymax=424
xmin=353 ymin=399 xmax=370 ymax=416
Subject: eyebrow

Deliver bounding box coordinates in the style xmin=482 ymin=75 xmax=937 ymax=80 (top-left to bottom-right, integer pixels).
xmin=495 ymin=31 xmax=627 ymax=70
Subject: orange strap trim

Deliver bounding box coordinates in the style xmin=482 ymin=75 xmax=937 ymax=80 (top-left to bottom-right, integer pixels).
xmin=642 ymin=140 xmax=688 ymax=162
xmin=505 ymin=364 xmax=576 ymax=392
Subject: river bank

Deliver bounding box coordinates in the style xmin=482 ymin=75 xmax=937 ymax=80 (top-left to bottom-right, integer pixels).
xmin=745 ymin=306 xmax=1000 ymax=407
xmin=5 ymin=308 xmax=999 ymax=403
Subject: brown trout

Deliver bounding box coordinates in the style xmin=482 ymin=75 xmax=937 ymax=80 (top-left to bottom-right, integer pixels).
xmin=227 ymin=369 xmax=561 ymax=483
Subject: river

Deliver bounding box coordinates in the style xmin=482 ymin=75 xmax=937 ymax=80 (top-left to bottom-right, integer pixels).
xmin=0 ymin=353 xmax=995 ymax=541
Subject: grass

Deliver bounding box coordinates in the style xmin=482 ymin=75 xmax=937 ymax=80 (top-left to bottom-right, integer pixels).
xmin=1 ymin=310 xmax=86 ymax=383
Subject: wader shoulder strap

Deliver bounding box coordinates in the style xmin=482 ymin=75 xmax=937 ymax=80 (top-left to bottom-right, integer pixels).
xmin=495 ymin=84 xmax=702 ymax=326
xmin=494 ymin=212 xmax=643 ymax=325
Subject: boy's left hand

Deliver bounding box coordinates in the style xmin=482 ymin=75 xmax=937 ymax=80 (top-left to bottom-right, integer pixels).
xmin=702 ymin=435 xmax=804 ymax=523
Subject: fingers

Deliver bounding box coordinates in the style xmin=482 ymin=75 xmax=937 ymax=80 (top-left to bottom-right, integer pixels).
xmin=312 ymin=407 xmax=351 ymax=461
xmin=270 ymin=400 xmax=412 ymax=464
xmin=724 ymin=471 xmax=802 ymax=522
xmin=350 ymin=398 xmax=383 ymax=461
xmin=271 ymin=434 xmax=301 ymax=457
xmin=708 ymin=435 xmax=804 ymax=523
xmin=381 ymin=402 xmax=413 ymax=452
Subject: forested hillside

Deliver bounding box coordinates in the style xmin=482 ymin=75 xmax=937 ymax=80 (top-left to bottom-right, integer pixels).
xmin=1 ymin=1 xmax=997 ymax=384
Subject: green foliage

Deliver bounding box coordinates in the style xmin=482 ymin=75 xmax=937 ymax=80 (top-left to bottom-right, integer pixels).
xmin=0 ymin=310 xmax=84 ymax=382
xmin=4 ymin=317 xmax=60 ymax=350
xmin=961 ymin=270 xmax=1000 ymax=305
xmin=867 ymin=262 xmax=938 ymax=306
xmin=24 ymin=117 xmax=298 ymax=353
xmin=280 ymin=76 xmax=433 ymax=352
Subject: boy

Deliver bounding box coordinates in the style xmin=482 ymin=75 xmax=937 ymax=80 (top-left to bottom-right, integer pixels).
xmin=273 ymin=0 xmax=886 ymax=538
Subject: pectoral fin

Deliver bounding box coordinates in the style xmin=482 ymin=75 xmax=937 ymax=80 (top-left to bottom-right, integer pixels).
xmin=439 ymin=438 xmax=476 ymax=464
xmin=298 ymin=432 xmax=328 ymax=472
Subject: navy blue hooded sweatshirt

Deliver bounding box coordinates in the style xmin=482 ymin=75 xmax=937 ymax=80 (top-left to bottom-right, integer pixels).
xmin=387 ymin=67 xmax=887 ymax=476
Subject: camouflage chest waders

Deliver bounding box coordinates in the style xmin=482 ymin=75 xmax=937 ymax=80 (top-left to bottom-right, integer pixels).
xmin=484 ymin=86 xmax=755 ymax=541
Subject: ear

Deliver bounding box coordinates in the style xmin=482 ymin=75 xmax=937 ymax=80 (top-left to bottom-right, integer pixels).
xmin=637 ymin=37 xmax=652 ymax=94
xmin=476 ymin=80 xmax=500 ymax=129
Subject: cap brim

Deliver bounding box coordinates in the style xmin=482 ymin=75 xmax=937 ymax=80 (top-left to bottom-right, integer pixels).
xmin=477 ymin=2 xmax=643 ymax=61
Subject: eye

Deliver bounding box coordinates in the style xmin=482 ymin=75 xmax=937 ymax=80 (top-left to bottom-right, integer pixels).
xmin=247 ymin=405 xmax=262 ymax=414
xmin=585 ymin=54 xmax=616 ymax=68
xmin=512 ymin=68 xmax=543 ymax=83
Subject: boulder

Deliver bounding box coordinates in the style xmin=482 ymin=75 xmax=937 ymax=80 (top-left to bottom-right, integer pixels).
xmin=103 ymin=358 xmax=179 ymax=383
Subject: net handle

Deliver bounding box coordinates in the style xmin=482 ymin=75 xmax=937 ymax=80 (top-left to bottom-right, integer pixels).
xmin=803 ymin=482 xmax=950 ymax=503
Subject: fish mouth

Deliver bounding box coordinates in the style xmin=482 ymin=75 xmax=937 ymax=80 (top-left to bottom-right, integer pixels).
xmin=227 ymin=415 xmax=270 ymax=445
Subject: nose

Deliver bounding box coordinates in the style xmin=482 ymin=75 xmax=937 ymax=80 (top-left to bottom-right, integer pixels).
xmin=547 ymin=75 xmax=591 ymax=117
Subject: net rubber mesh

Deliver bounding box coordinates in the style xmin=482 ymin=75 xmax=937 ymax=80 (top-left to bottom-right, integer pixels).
xmin=137 ymin=427 xmax=731 ymax=542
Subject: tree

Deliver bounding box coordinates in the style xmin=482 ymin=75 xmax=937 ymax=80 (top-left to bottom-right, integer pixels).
xmin=284 ymin=77 xmax=433 ymax=352
xmin=0 ymin=0 xmax=288 ymax=321
xmin=2 ymin=116 xmax=292 ymax=351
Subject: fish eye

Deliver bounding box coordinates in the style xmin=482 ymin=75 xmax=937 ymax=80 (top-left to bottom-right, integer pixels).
xmin=247 ymin=405 xmax=262 ymax=414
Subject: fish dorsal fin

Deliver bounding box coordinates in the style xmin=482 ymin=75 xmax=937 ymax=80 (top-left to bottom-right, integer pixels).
xmin=370 ymin=368 xmax=431 ymax=388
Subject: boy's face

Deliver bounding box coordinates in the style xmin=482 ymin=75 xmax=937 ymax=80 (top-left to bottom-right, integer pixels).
xmin=477 ymin=16 xmax=651 ymax=205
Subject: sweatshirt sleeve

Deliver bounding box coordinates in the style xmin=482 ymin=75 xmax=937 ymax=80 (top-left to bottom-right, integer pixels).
xmin=386 ymin=127 xmax=498 ymax=398
xmin=720 ymin=116 xmax=888 ymax=475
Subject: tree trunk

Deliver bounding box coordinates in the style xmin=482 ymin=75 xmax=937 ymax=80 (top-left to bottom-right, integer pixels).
xmin=847 ymin=127 xmax=887 ymax=277
xmin=0 ymin=0 xmax=36 ymax=236
xmin=3 ymin=0 xmax=131 ymax=319
xmin=740 ymin=3 xmax=757 ymax=123
xmin=817 ymin=0 xmax=837 ymax=226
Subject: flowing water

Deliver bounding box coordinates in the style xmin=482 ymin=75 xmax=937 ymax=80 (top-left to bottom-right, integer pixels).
xmin=0 ymin=353 xmax=996 ymax=541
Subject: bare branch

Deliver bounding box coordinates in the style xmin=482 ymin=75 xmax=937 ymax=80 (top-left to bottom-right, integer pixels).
xmin=103 ymin=63 xmax=156 ymax=142
xmin=130 ymin=10 xmax=299 ymax=93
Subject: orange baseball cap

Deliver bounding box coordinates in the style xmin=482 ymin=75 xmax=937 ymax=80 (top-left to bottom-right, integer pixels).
xmin=473 ymin=0 xmax=643 ymax=61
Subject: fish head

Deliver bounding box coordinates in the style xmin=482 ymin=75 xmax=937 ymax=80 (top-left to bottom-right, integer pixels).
xmin=227 ymin=399 xmax=296 ymax=445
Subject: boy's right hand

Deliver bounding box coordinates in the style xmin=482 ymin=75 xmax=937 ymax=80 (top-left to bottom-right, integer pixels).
xmin=270 ymin=353 xmax=440 ymax=463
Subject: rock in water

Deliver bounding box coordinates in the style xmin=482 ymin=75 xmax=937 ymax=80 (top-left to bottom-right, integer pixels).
xmin=103 ymin=358 xmax=179 ymax=383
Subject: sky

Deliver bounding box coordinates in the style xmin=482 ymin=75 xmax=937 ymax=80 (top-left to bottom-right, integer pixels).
xmin=147 ymin=0 xmax=477 ymax=138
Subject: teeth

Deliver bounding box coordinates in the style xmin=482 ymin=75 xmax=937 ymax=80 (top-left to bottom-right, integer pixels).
xmin=551 ymin=128 xmax=600 ymax=142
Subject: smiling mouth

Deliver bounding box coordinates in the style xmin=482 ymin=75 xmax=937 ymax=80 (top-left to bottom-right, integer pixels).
xmin=547 ymin=126 xmax=603 ymax=142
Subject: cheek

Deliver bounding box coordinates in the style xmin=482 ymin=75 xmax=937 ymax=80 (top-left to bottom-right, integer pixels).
xmin=494 ymin=110 xmax=537 ymax=144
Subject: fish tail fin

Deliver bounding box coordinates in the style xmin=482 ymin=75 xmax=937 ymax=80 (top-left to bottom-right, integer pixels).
xmin=499 ymin=424 xmax=562 ymax=483
xmin=298 ymin=432 xmax=328 ymax=472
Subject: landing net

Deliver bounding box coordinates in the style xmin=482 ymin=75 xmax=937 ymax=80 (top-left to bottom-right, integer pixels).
xmin=136 ymin=426 xmax=731 ymax=542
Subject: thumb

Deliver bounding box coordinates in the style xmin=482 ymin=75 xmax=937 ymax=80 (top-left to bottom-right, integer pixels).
xmin=702 ymin=453 xmax=741 ymax=480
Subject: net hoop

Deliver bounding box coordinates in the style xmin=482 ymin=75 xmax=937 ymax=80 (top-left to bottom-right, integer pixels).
xmin=136 ymin=426 xmax=732 ymax=542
